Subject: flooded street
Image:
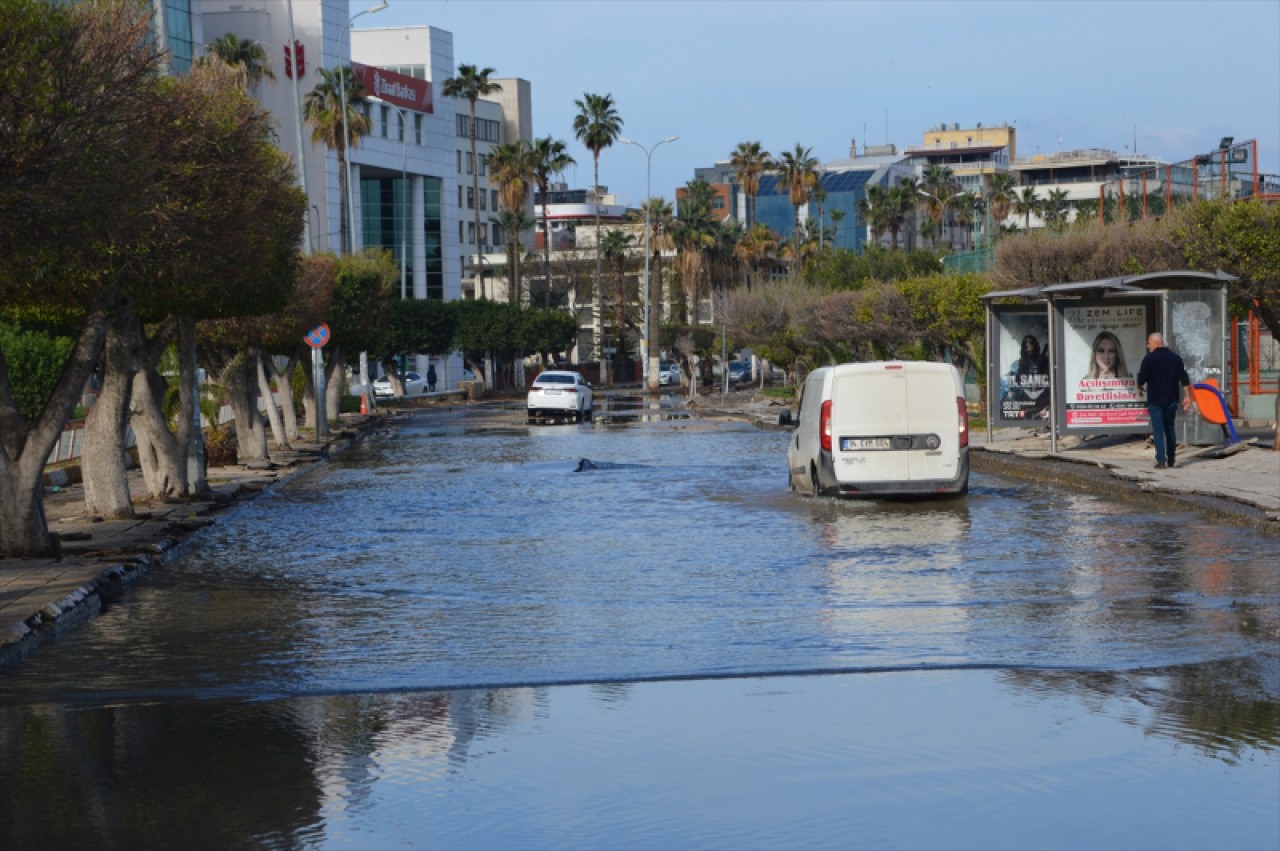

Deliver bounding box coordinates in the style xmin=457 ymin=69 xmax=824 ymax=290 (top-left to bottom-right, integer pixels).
xmin=2 ymin=400 xmax=1278 ymax=848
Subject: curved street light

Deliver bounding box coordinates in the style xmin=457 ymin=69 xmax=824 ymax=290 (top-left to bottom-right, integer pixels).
xmin=338 ymin=0 xmax=389 ymax=254
xmin=620 ymin=135 xmax=678 ymax=390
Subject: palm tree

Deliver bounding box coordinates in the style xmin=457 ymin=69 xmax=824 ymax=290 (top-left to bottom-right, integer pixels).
xmin=829 ymin=209 xmax=846 ymax=245
xmin=201 ymin=33 xmax=274 ymax=90
xmin=530 ymin=136 xmax=575 ymax=307
xmin=953 ymin=192 xmax=980 ymax=250
xmin=641 ymin=197 xmax=674 ymax=338
xmin=856 ymin=184 xmax=892 ymax=247
xmin=600 ymin=228 xmax=636 ymax=377
xmin=986 ymin=172 xmax=1017 ymax=230
xmin=304 ymin=66 xmax=369 ymax=253
xmin=487 ymin=140 xmax=536 ymax=215
xmin=1014 ymin=186 xmax=1041 ymax=231
xmin=572 ymin=92 xmax=623 ymax=382
xmin=891 ymin=178 xmax=920 ymax=250
xmin=443 ymin=65 xmax=502 ymax=272
xmin=729 ymin=141 xmax=772 ymax=229
xmin=1042 ymin=188 xmax=1071 ymax=231
xmin=493 ymin=208 xmax=534 ymax=304
xmin=775 ymin=144 xmax=819 ymax=232
xmin=919 ymin=164 xmax=959 ymax=248
xmin=734 ymin=223 xmax=778 ymax=289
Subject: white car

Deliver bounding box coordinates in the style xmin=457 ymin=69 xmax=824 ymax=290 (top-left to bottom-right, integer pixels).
xmin=528 ymin=370 xmax=593 ymax=422
xmin=658 ymin=362 xmax=681 ymax=387
xmin=373 ymin=371 xmax=426 ymax=398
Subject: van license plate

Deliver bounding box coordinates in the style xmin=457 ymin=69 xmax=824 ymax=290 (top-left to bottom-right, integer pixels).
xmin=842 ymin=437 xmax=891 ymax=450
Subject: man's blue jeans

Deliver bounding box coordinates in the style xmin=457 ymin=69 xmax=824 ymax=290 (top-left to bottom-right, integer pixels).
xmin=1147 ymin=401 xmax=1179 ymax=463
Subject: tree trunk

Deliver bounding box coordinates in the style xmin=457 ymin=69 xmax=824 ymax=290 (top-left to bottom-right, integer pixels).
xmin=223 ymin=352 xmax=268 ymax=463
xmin=176 ymin=317 xmax=207 ymax=496
xmin=131 ymin=367 xmax=187 ymax=499
xmin=0 ymin=306 xmax=111 ymax=557
xmin=270 ymin=350 xmax=301 ymax=442
xmin=82 ymin=309 xmax=139 ymax=518
xmin=325 ymin=345 xmax=344 ymax=426
xmin=257 ymin=351 xmax=290 ymax=451
xmin=593 ymin=157 xmax=609 ymax=386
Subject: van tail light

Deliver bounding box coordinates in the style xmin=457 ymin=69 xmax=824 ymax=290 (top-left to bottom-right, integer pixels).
xmin=957 ymin=397 xmax=969 ymax=448
xmin=820 ymin=400 xmax=832 ymax=452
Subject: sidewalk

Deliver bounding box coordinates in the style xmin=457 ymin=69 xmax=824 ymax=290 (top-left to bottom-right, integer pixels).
xmin=971 ymin=425 xmax=1280 ymax=527
xmin=0 ymin=416 xmax=388 ymax=670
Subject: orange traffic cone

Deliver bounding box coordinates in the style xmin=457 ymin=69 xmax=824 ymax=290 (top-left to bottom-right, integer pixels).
xmin=360 ymin=393 xmax=369 ymax=415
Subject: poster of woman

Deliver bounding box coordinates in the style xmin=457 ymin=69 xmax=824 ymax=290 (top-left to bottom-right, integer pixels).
xmin=1063 ymin=302 xmax=1149 ymax=429
xmin=993 ymin=309 xmax=1051 ymax=422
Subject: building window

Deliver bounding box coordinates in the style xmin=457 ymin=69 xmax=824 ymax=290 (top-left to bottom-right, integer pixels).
xmin=466 ymin=153 xmax=473 ymax=175
xmin=466 ymin=187 xmax=475 ymax=210
xmin=478 ymin=155 xmax=486 ymax=176
xmin=456 ymin=114 xmax=470 ymax=138
xmin=491 ymin=189 xmax=498 ymax=211
xmin=415 ymin=114 xmax=423 ymax=146
xmin=161 ymin=0 xmax=194 ymax=73
xmin=380 ymin=104 xmax=389 ymax=138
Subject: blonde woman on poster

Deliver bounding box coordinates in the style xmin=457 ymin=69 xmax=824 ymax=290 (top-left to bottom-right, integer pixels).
xmin=1083 ymin=331 xmax=1132 ymax=380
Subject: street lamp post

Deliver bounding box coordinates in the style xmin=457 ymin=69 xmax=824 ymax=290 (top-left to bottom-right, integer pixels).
xmin=366 ymin=95 xmax=409 ymax=301
xmin=620 ymin=135 xmax=678 ymax=390
xmin=339 ymin=0 xmax=388 ymax=254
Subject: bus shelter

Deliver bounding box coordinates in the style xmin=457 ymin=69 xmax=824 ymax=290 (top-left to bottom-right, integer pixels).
xmin=983 ymin=270 xmax=1236 ymax=451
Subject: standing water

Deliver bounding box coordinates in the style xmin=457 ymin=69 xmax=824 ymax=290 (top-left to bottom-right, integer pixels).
xmin=2 ymin=402 xmax=1277 ymax=848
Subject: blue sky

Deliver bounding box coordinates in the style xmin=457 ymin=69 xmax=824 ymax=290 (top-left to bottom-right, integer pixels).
xmin=352 ymin=0 xmax=1280 ymax=205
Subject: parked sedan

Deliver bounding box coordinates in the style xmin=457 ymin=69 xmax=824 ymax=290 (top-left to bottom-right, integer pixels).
xmin=527 ymin=370 xmax=593 ymax=422
xmin=373 ymin=371 xmax=426 ymax=398
xmin=658 ymin=362 xmax=681 ymax=387
xmin=727 ymin=360 xmax=752 ymax=384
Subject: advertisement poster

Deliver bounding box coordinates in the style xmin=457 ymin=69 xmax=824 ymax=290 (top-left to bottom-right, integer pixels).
xmin=994 ymin=309 xmax=1052 ymax=423
xmin=1062 ymin=301 xmax=1149 ymax=429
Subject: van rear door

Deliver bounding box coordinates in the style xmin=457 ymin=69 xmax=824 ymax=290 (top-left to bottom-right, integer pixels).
xmin=830 ymin=366 xmax=910 ymax=484
xmin=830 ymin=363 xmax=961 ymax=486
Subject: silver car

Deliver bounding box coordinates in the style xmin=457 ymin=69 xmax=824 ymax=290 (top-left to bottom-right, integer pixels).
xmin=528 ymin=370 xmax=594 ymax=422
xmin=658 ymin=362 xmax=681 ymax=387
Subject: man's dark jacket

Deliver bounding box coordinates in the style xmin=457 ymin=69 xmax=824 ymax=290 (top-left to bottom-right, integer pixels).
xmin=1137 ymin=347 xmax=1189 ymax=405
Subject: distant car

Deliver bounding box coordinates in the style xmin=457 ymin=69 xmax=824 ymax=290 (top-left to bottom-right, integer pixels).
xmin=658 ymin=362 xmax=681 ymax=387
xmin=528 ymin=370 xmax=593 ymax=422
xmin=373 ymin=372 xmax=426 ymax=398
xmin=727 ymin=361 xmax=752 ymax=384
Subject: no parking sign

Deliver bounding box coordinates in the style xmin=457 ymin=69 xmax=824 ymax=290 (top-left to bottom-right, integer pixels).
xmin=304 ymin=324 xmax=330 ymax=348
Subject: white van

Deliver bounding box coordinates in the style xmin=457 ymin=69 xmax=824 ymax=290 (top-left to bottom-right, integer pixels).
xmin=786 ymin=361 xmax=969 ymax=497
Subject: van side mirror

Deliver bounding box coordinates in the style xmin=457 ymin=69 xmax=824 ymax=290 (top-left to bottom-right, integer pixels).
xmin=777 ymin=409 xmax=794 ymax=427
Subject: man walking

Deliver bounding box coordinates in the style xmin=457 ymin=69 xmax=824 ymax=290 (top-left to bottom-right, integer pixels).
xmin=1136 ymin=332 xmax=1191 ymax=469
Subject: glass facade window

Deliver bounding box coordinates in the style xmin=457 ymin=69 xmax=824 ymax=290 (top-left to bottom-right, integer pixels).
xmin=162 ymin=0 xmax=194 ymax=73
xmin=414 ymin=114 xmax=423 ymax=146
xmin=423 ymin=176 xmax=443 ymax=299
xmin=358 ymin=176 xmax=442 ymax=300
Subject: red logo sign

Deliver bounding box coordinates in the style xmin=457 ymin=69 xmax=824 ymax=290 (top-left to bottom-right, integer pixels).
xmin=352 ymin=62 xmax=433 ymax=114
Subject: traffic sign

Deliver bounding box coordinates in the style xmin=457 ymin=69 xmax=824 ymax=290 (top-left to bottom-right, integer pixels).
xmin=304 ymin=324 xmax=331 ymax=348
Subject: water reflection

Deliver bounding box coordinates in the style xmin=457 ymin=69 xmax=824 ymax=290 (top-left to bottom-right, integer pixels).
xmin=2 ymin=666 xmax=1275 ymax=849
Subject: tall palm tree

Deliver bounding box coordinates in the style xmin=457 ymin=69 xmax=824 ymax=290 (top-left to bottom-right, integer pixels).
xmin=487 ymin=140 xmax=536 ymax=215
xmin=734 ymin=223 xmax=778 ymax=290
xmin=856 ymin=184 xmax=892 ymax=248
xmin=493 ymin=208 xmax=534 ymax=305
xmin=891 ymin=177 xmax=919 ymax=249
xmin=201 ymin=33 xmax=274 ymax=90
xmin=986 ymin=172 xmax=1017 ymax=230
xmin=1014 ymin=186 xmax=1042 ymax=231
xmin=641 ymin=197 xmax=674 ymax=346
xmin=919 ymin=164 xmax=959 ymax=248
xmin=829 ymin=209 xmax=846 ymax=245
xmin=600 ymin=228 xmax=636 ymax=377
xmin=443 ymin=65 xmax=502 ymax=271
xmin=572 ymin=92 xmax=623 ymax=381
xmin=1042 ymin=188 xmax=1071 ymax=231
xmin=304 ymin=66 xmax=369 ymax=253
xmin=953 ymin=192 xmax=980 ymax=250
xmin=729 ymin=141 xmax=772 ymax=229
xmin=530 ymin=136 xmax=575 ymax=307
xmin=775 ymin=144 xmax=819 ymax=232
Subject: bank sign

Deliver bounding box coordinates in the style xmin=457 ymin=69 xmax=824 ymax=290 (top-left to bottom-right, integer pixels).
xmin=352 ymin=62 xmax=432 ymax=113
